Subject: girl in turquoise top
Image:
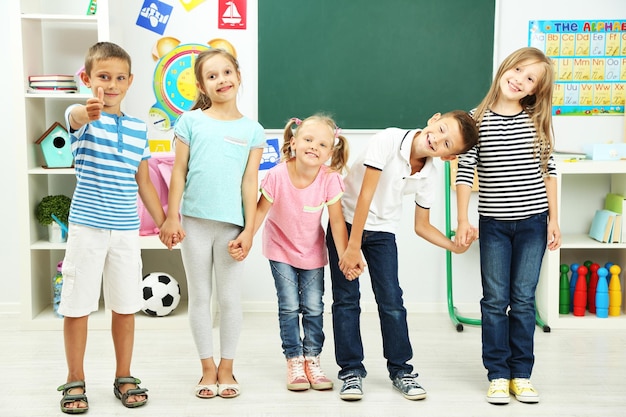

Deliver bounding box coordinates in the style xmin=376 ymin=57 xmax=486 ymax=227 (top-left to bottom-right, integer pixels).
xmin=160 ymin=49 xmax=265 ymax=400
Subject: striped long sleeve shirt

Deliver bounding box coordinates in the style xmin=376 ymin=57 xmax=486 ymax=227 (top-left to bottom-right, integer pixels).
xmin=455 ymin=109 xmax=556 ymax=221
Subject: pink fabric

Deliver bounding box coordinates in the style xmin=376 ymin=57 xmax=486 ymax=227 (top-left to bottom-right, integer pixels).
xmin=261 ymin=162 xmax=344 ymax=270
xmin=138 ymin=153 xmax=175 ymax=236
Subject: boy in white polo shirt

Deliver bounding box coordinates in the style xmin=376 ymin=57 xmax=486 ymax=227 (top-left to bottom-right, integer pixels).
xmin=326 ymin=110 xmax=479 ymax=401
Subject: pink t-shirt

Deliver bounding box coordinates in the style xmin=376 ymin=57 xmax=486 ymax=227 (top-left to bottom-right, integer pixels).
xmin=261 ymin=162 xmax=344 ymax=270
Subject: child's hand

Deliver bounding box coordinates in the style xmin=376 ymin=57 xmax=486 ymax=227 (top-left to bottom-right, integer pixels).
xmin=455 ymin=222 xmax=478 ymax=247
xmin=85 ymin=87 xmax=104 ymax=121
xmin=159 ymin=232 xmax=177 ymax=250
xmin=344 ymin=266 xmax=364 ymax=281
xmin=228 ymin=239 xmax=245 ymax=261
xmin=467 ymin=226 xmax=479 ymax=243
xmin=159 ymin=219 xmax=185 ymax=250
xmin=451 ymin=227 xmax=478 ymax=254
xmin=170 ymin=233 xmax=180 ymax=247
xmin=228 ymin=230 xmax=253 ymax=261
xmin=339 ymin=247 xmax=367 ymax=277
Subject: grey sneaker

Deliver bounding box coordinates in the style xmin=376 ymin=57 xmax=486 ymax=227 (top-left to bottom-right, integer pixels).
xmin=392 ymin=374 xmax=427 ymax=400
xmin=339 ymin=375 xmax=363 ymax=401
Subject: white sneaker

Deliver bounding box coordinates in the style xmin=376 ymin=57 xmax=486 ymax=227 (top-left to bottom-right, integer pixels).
xmin=339 ymin=375 xmax=363 ymax=401
xmin=486 ymin=378 xmax=510 ymax=404
xmin=509 ymin=378 xmax=540 ymax=403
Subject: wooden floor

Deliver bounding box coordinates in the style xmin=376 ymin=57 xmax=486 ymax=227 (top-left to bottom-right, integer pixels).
xmin=1 ymin=311 xmax=624 ymax=417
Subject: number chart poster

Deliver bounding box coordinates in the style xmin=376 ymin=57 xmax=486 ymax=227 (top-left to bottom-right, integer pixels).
xmin=529 ymin=20 xmax=626 ymax=116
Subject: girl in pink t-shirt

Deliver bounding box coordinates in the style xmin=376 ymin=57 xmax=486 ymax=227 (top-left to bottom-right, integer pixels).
xmin=229 ymin=114 xmax=360 ymax=392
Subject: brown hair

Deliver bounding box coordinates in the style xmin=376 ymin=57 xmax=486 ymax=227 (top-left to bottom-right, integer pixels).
xmin=441 ymin=110 xmax=479 ymax=154
xmin=281 ymin=114 xmax=350 ymax=173
xmin=473 ymin=47 xmax=555 ymax=172
xmin=190 ymin=48 xmax=241 ymax=111
xmin=84 ymin=42 xmax=132 ymax=75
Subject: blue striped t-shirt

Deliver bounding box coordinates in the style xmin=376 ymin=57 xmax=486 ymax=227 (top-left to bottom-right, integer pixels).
xmin=65 ymin=105 xmax=150 ymax=230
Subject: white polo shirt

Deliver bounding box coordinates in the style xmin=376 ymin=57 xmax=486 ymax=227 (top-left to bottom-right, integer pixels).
xmin=342 ymin=128 xmax=436 ymax=234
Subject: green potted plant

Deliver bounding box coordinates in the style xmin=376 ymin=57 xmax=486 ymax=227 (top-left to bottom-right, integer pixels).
xmin=36 ymin=194 xmax=71 ymax=242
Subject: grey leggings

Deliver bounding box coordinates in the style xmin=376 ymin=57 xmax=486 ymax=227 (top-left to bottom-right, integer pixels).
xmin=181 ymin=215 xmax=244 ymax=359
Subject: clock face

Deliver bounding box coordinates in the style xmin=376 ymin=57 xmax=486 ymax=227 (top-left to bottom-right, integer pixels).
xmin=149 ymin=106 xmax=172 ymax=131
xmin=152 ymin=43 xmax=210 ymax=126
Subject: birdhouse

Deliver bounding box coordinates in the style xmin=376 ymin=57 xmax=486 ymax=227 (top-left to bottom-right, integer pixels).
xmin=36 ymin=122 xmax=73 ymax=168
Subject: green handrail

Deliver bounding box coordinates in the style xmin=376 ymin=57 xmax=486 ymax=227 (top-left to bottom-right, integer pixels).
xmin=445 ymin=161 xmax=481 ymax=331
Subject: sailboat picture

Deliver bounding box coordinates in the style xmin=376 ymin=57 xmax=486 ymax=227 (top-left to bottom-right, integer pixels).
xmin=222 ymin=1 xmax=242 ymax=25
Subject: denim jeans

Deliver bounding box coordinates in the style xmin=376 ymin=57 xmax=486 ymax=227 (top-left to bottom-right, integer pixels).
xmin=269 ymin=260 xmax=325 ymax=359
xmin=327 ymin=223 xmax=414 ymax=381
xmin=479 ymin=212 xmax=547 ymax=381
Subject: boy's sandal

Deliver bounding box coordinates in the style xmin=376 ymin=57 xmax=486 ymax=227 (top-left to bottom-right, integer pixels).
xmin=217 ymin=376 xmax=240 ymax=398
xmin=113 ymin=376 xmax=149 ymax=408
xmin=57 ymin=381 xmax=89 ymax=414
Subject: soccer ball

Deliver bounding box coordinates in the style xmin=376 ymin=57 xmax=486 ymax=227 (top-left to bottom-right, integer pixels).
xmin=141 ymin=272 xmax=181 ymax=317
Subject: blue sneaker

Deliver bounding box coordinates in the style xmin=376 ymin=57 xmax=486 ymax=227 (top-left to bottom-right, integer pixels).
xmin=392 ymin=374 xmax=427 ymax=400
xmin=339 ymin=375 xmax=363 ymax=401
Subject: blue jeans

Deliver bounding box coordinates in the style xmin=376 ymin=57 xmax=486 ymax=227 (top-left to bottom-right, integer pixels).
xmin=327 ymin=223 xmax=414 ymax=381
xmin=269 ymin=260 xmax=325 ymax=359
xmin=479 ymin=213 xmax=547 ymax=381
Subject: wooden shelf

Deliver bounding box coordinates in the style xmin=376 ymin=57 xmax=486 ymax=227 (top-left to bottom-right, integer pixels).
xmin=21 ymin=14 xmax=98 ymax=22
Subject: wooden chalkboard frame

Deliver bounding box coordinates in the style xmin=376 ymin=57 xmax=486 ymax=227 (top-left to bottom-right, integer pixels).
xmin=259 ymin=0 xmax=495 ymax=129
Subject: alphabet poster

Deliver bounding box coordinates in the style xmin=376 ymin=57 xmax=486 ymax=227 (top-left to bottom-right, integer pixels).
xmin=529 ymin=20 xmax=626 ymax=116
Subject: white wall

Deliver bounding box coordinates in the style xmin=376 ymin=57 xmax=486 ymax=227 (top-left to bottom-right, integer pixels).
xmin=3 ymin=1 xmax=22 ymax=315
xmin=6 ymin=0 xmax=625 ymax=317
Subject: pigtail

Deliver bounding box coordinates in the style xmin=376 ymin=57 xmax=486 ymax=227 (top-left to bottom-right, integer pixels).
xmin=329 ymin=134 xmax=350 ymax=174
xmin=281 ymin=118 xmax=300 ymax=161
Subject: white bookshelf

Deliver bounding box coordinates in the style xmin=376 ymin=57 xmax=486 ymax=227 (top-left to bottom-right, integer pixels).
xmin=535 ymin=160 xmax=626 ymax=329
xmin=16 ymin=0 xmax=188 ymax=330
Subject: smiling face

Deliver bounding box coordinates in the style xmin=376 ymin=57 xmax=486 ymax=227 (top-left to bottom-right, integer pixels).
xmin=81 ymin=58 xmax=133 ymax=115
xmin=413 ymin=113 xmax=466 ymax=158
xmin=197 ymin=54 xmax=241 ymax=104
xmin=498 ymin=59 xmax=545 ymax=103
xmin=289 ymin=120 xmax=335 ymax=168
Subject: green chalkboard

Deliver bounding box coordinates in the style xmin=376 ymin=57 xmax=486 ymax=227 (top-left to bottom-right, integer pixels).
xmin=259 ymin=0 xmax=495 ymax=129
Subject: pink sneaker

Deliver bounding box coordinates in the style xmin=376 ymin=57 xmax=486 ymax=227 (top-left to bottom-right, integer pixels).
xmin=304 ymin=356 xmax=333 ymax=390
xmin=286 ymin=356 xmax=310 ymax=391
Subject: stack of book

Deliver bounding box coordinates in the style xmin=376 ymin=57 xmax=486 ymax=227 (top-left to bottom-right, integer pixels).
xmin=589 ymin=193 xmax=625 ymax=243
xmin=28 ymin=75 xmax=77 ymax=93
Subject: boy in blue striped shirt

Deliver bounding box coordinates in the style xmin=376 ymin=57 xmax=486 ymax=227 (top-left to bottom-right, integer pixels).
xmin=57 ymin=42 xmax=166 ymax=414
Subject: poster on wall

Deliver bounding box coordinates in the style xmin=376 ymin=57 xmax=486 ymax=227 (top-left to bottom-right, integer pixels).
xmin=124 ymin=0 xmax=259 ymax=149
xmin=529 ymin=20 xmax=625 ymax=116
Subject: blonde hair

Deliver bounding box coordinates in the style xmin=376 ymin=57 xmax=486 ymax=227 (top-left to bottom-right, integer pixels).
xmin=474 ymin=47 xmax=555 ymax=173
xmin=190 ymin=49 xmax=241 ymax=111
xmin=281 ymin=114 xmax=349 ymax=173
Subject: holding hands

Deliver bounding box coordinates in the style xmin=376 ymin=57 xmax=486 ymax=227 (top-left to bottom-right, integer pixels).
xmin=159 ymin=218 xmax=186 ymax=250
xmin=339 ymin=246 xmax=367 ymax=281
xmin=453 ymin=221 xmax=479 ymax=254
xmin=227 ymin=230 xmax=254 ymax=262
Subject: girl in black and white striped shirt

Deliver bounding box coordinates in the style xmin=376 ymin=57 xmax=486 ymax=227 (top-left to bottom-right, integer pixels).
xmin=455 ymin=47 xmax=561 ymax=406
